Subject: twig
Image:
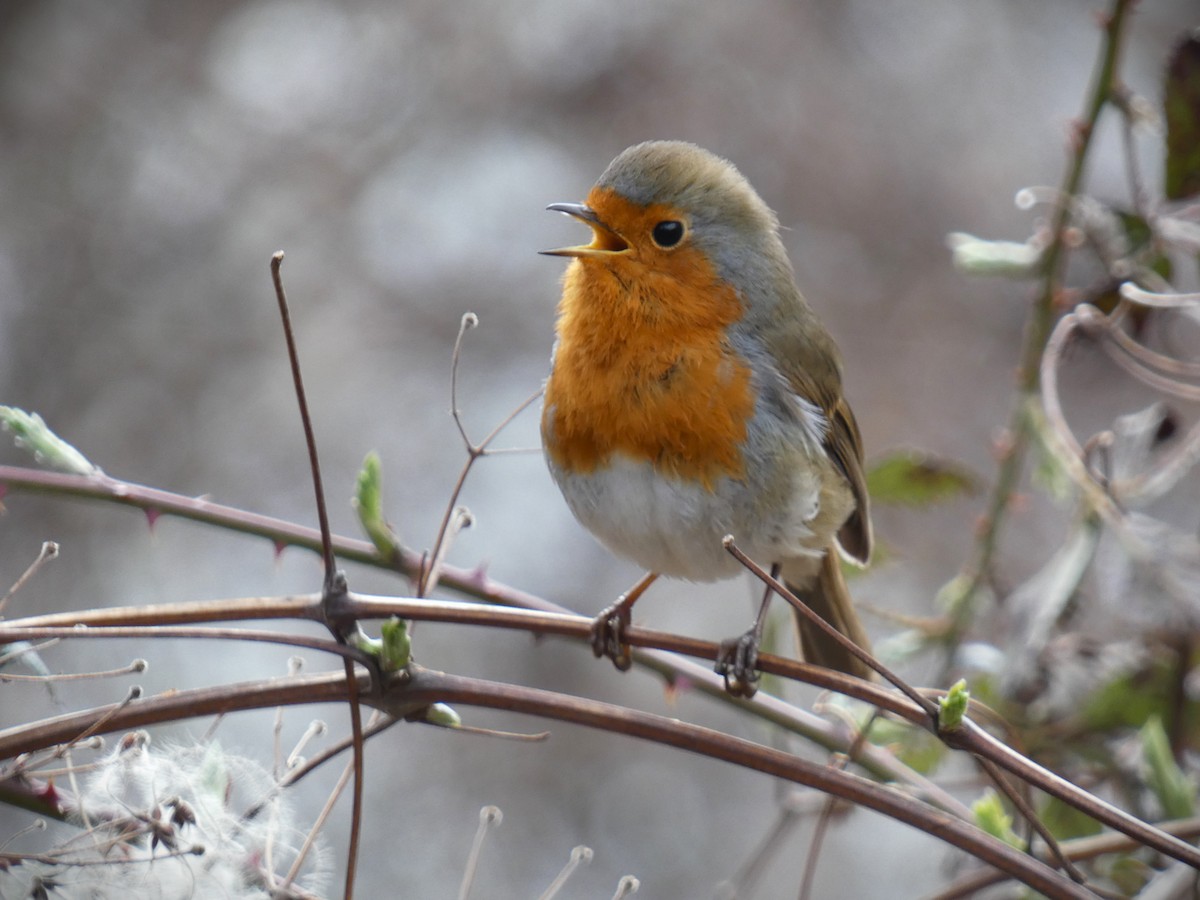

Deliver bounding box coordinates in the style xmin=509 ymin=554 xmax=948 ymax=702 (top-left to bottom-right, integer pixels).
xmin=285 ymin=718 xmax=328 ymax=771
xmin=19 ymin=590 xmax=1200 ymax=869
xmin=716 ymin=801 xmax=808 ymax=899
xmin=1119 ymin=282 xmax=1200 ymax=307
xmin=3 ymin=656 xmax=1196 ymax=878
xmin=1084 ymin=309 xmax=1200 ymax=400
xmin=0 ymin=624 xmax=365 ymax=665
xmin=269 ymin=252 xmax=336 ymax=594
xmin=933 ymin=816 xmax=1200 ymax=898
xmin=278 ymin=716 xmax=397 ymax=791
xmin=538 ymin=845 xmax=592 ymax=900
xmin=458 ymin=805 xmax=503 ymax=900
xmin=724 ymin=537 xmax=939 ymax=720
xmin=401 ymin=669 xmax=1096 ymax=899
xmin=798 ymin=796 xmax=836 ymax=900
xmin=340 ymin=656 xmax=366 ymax=900
xmin=422 ymin=310 xmax=541 ymax=597
xmin=949 ymin=0 xmax=1137 ymax=648
xmin=449 ymin=312 xmax=481 ymax=449
xmin=975 ymin=755 xmax=1086 ymax=885
xmin=942 ymin=718 xmax=1200 ymax=870
xmin=0 ymin=657 xmax=145 ymax=684
xmin=281 ymin=749 xmax=355 ymax=893
xmin=0 ymin=593 xmax=1059 ymax=822
xmin=0 ymin=541 xmax=59 ymax=615
xmin=1045 ymin=305 xmax=1200 ymax=509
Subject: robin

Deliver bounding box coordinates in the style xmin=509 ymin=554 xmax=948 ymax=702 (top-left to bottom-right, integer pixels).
xmin=540 ymin=140 xmax=872 ymax=694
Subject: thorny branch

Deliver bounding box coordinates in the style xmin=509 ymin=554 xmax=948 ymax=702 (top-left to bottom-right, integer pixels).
xmin=948 ymin=0 xmax=1138 ymax=646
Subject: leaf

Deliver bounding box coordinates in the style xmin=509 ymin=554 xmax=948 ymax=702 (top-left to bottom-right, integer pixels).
xmin=946 ymin=232 xmax=1044 ymax=278
xmin=865 ymin=718 xmax=945 ymax=774
xmin=1038 ymin=795 xmax=1102 ymax=841
xmin=1112 ymin=210 xmax=1171 ymax=279
xmin=866 ymin=451 xmax=978 ymax=507
xmin=0 ymin=406 xmax=98 ymax=476
xmin=1080 ymin=656 xmax=1173 ymax=732
xmin=1088 ymin=213 xmax=1172 ymax=322
xmin=1165 ymin=31 xmax=1200 ymax=200
xmin=938 ymin=679 xmax=970 ymax=730
xmin=380 ymin=616 xmax=412 ymax=671
xmin=1140 ymin=715 xmax=1195 ymax=819
xmin=352 ymin=451 xmax=399 ymax=558
xmin=1000 ymin=514 xmax=1101 ymax=681
xmin=971 ymin=789 xmax=1022 ymax=848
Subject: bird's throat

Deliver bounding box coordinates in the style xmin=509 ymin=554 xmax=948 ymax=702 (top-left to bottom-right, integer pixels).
xmin=543 ymin=256 xmax=755 ymax=490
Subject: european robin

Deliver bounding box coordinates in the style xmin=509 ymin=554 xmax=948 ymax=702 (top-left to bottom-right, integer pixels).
xmin=541 ymin=141 xmax=872 ymax=693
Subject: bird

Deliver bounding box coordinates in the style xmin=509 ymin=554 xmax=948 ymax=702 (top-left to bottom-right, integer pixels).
xmin=540 ymin=140 xmax=872 ymax=695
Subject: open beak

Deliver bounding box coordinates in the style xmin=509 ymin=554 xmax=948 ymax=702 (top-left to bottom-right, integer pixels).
xmin=540 ymin=202 xmax=630 ymax=257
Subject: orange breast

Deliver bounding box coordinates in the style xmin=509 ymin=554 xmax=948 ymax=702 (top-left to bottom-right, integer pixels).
xmin=543 ymin=231 xmax=755 ymax=491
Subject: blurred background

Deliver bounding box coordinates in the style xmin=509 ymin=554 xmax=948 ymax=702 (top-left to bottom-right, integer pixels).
xmin=1 ymin=1 xmax=1195 ymax=896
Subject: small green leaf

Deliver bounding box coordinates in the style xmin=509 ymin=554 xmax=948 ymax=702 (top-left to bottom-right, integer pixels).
xmin=1113 ymin=210 xmax=1173 ymax=283
xmin=947 ymin=233 xmax=1045 ymax=278
xmin=939 ymin=679 xmax=970 ymax=731
xmin=1029 ymin=436 xmax=1075 ymax=504
xmin=866 ymin=451 xmax=978 ymax=508
xmin=935 ymin=572 xmax=979 ymax=616
xmin=1039 ymin=795 xmax=1102 ymax=842
xmin=868 ymin=718 xmax=946 ymax=774
xmin=350 ymin=625 xmax=383 ymax=655
xmin=380 ymin=616 xmax=413 ymax=671
xmin=1165 ymin=31 xmax=1200 ymax=200
xmin=872 ymin=626 xmax=926 ymax=663
xmin=971 ymin=789 xmax=1022 ymax=848
xmin=1080 ymin=657 xmax=1172 ymax=732
xmin=353 ymin=451 xmax=399 ymax=558
xmin=351 ymin=617 xmax=413 ymax=673
xmin=1140 ymin=715 xmax=1195 ymax=819
xmin=1105 ymin=857 xmax=1153 ymax=898
xmin=0 ymin=406 xmax=98 ymax=476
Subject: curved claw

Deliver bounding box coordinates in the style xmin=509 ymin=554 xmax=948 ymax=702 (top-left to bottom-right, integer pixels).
xmin=715 ymin=630 xmax=761 ymax=698
xmin=590 ymin=604 xmax=633 ymax=671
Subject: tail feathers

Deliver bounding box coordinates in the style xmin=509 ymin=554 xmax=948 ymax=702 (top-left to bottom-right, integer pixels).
xmin=786 ymin=549 xmax=873 ymax=680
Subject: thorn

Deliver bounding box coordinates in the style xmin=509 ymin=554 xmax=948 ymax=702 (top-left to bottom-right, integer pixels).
xmin=973 ymin=514 xmax=991 ymax=540
xmin=990 ymin=428 xmax=1015 ymax=461
xmin=661 ymin=681 xmax=679 ymax=705
xmin=144 ymin=507 xmax=161 ymax=530
xmin=1067 ymin=118 xmax=1091 ymax=154
xmin=661 ymin=672 xmax=694 ymax=706
xmin=36 ymin=779 xmax=61 ymax=807
xmin=274 ymin=540 xmax=288 ymax=560
xmin=463 ymin=562 xmax=491 ymax=591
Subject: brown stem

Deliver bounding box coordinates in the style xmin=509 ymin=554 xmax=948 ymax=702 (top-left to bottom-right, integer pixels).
xmin=950 ymin=0 xmax=1138 ymax=646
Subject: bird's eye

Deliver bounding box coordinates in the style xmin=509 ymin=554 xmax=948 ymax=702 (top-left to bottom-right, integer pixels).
xmin=651 ymin=220 xmax=685 ymax=248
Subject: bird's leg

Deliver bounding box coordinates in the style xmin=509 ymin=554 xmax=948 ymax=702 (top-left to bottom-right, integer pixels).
xmin=591 ymin=572 xmax=659 ymax=671
xmin=715 ymin=563 xmax=781 ymax=698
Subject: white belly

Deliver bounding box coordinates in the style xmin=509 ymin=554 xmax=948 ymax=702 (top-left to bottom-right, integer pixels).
xmin=549 ymin=452 xmax=828 ymax=581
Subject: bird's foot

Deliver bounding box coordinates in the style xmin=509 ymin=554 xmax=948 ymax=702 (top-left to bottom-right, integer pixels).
xmin=590 ymin=603 xmax=634 ymax=671
xmin=715 ymin=629 xmax=761 ymax=698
